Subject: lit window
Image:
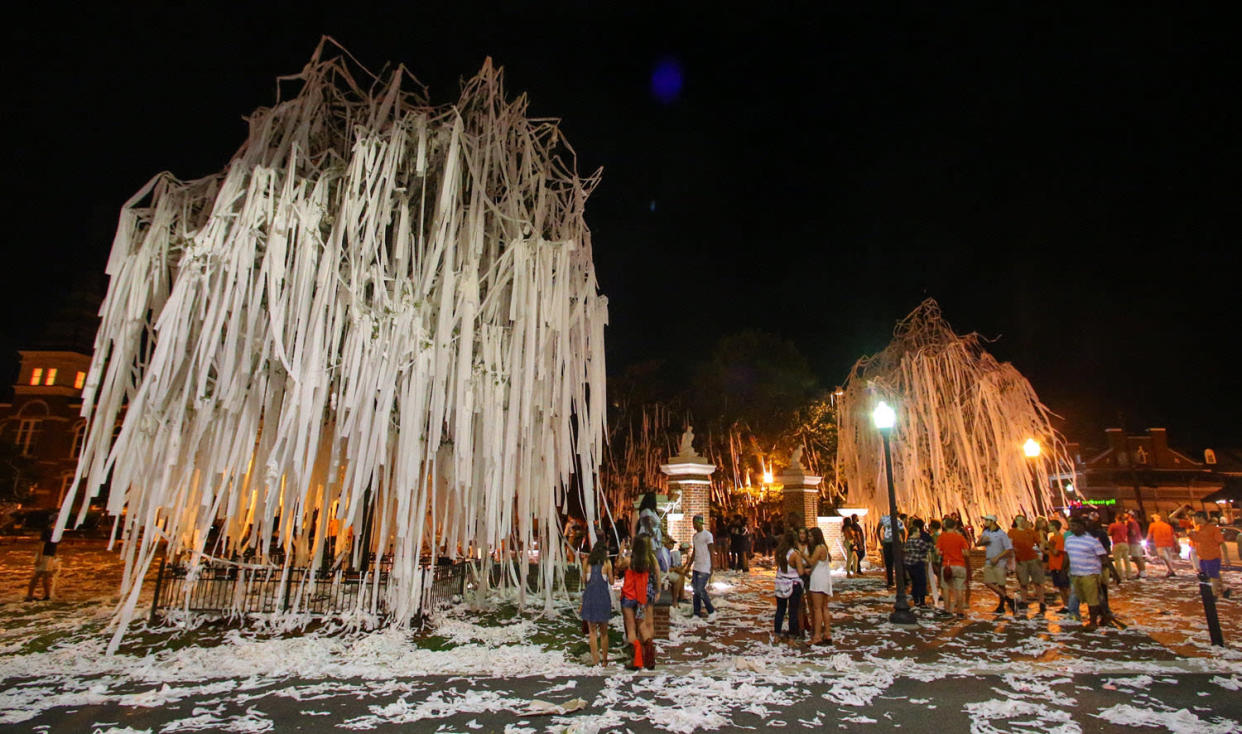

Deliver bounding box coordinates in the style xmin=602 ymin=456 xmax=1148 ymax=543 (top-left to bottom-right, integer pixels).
xmin=29 ymin=368 xmax=43 ymax=386
xmin=74 ymin=371 xmax=86 ymax=390
xmin=44 ymin=368 xmax=58 ymax=386
xmin=15 ymin=418 xmax=43 ymax=456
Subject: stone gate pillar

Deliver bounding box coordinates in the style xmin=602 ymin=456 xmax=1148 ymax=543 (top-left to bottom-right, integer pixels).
xmin=778 ymin=456 xmax=822 ymax=529
xmin=660 ymin=428 xmax=715 ymax=548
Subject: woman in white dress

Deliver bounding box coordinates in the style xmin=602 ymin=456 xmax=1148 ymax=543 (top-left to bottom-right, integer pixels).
xmin=806 ymin=527 xmax=833 ymax=645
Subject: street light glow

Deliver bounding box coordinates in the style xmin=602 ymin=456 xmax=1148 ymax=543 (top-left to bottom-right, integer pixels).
xmin=872 ymin=401 xmax=896 ymax=430
xmin=1023 ymin=438 xmax=1041 ymax=457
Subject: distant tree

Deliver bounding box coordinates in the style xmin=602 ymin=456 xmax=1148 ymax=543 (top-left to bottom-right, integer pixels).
xmin=788 ymin=393 xmax=839 ymax=480
xmin=603 ymin=333 xmax=841 ymax=519
xmin=690 ymin=330 xmax=818 ymax=441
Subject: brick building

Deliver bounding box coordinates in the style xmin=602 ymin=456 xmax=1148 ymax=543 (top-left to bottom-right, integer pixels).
xmin=1066 ymin=427 xmax=1235 ymax=517
xmin=0 ymin=351 xmax=93 ymax=508
xmin=0 ymin=283 xmax=102 ymax=511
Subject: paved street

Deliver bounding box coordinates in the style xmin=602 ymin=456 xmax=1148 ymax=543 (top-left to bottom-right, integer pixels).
xmin=18 ymin=672 xmax=1242 ymax=733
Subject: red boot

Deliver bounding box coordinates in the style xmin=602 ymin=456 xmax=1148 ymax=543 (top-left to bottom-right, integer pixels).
xmin=626 ymin=639 xmax=644 ymax=670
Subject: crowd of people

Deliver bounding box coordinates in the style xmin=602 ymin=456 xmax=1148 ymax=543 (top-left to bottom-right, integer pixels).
xmin=577 ymin=493 xmax=722 ymax=669
xmin=875 ymin=506 xmax=1234 ymax=631
xmin=579 ymin=496 xmax=1236 ymax=667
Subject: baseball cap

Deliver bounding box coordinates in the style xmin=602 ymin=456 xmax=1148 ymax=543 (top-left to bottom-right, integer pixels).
xmin=982 ymin=514 xmax=997 ymax=522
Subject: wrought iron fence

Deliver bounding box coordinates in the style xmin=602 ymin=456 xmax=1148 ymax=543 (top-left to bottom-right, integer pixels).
xmin=149 ymin=553 xmax=465 ymax=624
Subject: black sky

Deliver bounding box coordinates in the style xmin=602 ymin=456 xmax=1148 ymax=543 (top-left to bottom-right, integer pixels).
xmin=1 ymin=4 xmax=1238 ymax=448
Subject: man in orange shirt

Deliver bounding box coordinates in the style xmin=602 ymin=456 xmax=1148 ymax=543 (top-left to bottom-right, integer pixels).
xmin=1046 ymin=518 xmax=1070 ymax=607
xmin=1190 ymin=511 xmax=1231 ymax=600
xmin=1147 ymin=514 xmax=1178 ymax=577
xmin=1008 ymin=515 xmax=1046 ymax=612
xmin=936 ymin=517 xmax=972 ymax=618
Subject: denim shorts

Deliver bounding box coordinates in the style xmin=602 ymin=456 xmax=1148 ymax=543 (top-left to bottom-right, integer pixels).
xmin=621 ymin=597 xmax=645 ymax=619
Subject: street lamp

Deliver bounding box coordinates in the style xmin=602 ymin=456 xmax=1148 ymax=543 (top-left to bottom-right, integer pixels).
xmin=873 ymin=400 xmax=916 ymax=625
xmin=1023 ymin=438 xmax=1043 ymax=513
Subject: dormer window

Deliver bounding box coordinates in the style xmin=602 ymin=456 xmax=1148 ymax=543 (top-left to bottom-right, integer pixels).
xmin=29 ymin=368 xmax=43 ymax=386
xmin=74 ymin=371 xmax=86 ymax=390
xmin=44 ymin=368 xmax=58 ymax=386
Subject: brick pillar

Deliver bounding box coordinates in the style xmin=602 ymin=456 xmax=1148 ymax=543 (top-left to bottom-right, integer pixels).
xmin=653 ymin=593 xmax=671 ymax=639
xmin=660 ymin=453 xmax=716 ymax=548
xmin=816 ymin=516 xmax=846 ymax=568
xmin=778 ymin=469 xmax=822 ymax=529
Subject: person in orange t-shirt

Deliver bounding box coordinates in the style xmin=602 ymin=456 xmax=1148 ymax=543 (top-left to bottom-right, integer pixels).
xmin=936 ymin=518 xmax=971 ymax=617
xmin=1046 ymin=518 xmax=1070 ymax=606
xmin=1107 ymin=515 xmax=1133 ymax=580
xmin=1190 ymin=512 xmax=1231 ymax=600
xmin=1008 ymin=517 xmax=1045 ymax=611
xmin=1147 ymin=514 xmax=1178 ymax=577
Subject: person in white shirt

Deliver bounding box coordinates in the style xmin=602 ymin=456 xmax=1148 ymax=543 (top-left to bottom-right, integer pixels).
xmin=975 ymin=514 xmax=1017 ymax=614
xmin=686 ymin=515 xmax=716 ymax=619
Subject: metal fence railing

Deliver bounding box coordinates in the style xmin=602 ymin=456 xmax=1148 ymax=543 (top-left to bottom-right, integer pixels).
xmin=149 ymin=554 xmax=465 ymax=625
xmin=419 ymin=561 xmax=468 ymax=616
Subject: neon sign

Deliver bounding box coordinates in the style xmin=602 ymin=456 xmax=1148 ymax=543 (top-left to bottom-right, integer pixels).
xmin=1065 ymin=498 xmax=1117 ymax=508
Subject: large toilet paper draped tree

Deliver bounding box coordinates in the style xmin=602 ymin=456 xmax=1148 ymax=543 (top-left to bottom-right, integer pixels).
xmin=58 ymin=41 xmax=609 ymax=650
xmin=837 ymin=300 xmax=1071 ymax=525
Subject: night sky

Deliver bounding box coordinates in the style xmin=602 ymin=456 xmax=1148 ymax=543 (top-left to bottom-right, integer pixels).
xmin=2 ymin=5 xmax=1238 ymax=448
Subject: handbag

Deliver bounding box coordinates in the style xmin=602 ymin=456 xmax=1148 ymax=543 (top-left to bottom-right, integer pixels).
xmin=775 ymin=574 xmax=795 ymax=599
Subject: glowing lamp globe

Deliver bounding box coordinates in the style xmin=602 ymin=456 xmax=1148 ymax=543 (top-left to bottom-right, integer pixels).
xmin=872 ymin=401 xmax=896 ymax=430
xmin=1023 ymin=438 xmax=1041 ymax=458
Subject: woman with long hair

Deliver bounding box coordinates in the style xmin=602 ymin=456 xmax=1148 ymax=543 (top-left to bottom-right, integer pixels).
xmin=848 ymin=516 xmax=865 ymax=575
xmin=805 ymin=527 xmax=833 ymax=644
xmin=795 ymin=527 xmax=812 ymax=631
xmin=580 ymin=540 xmax=613 ymax=666
xmin=620 ymin=535 xmax=661 ymax=669
xmin=774 ymin=528 xmax=805 ymax=642
xmin=634 ymin=492 xmax=660 ymax=539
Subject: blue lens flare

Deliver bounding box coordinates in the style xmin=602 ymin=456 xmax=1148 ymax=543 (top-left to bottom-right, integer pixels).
xmin=651 ymin=58 xmax=683 ymax=104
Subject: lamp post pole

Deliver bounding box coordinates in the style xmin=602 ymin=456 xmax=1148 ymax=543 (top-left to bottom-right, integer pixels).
xmin=879 ymin=420 xmax=916 ymax=625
